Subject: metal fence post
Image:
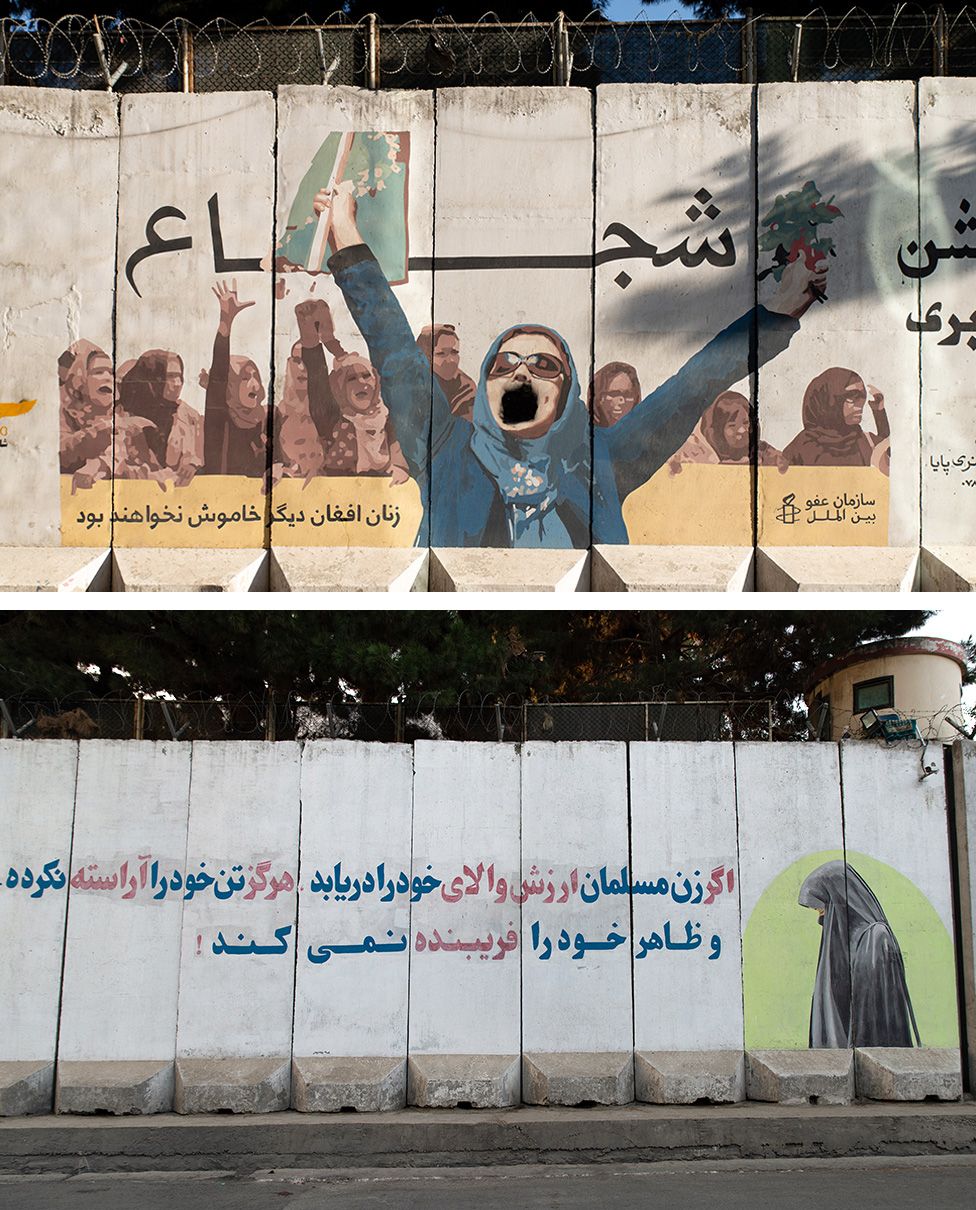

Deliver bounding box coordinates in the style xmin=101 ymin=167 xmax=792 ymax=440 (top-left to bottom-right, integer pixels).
xmin=741 ymin=9 xmax=757 ymax=84
xmin=366 ymin=13 xmax=380 ymax=90
xmin=180 ymin=18 xmax=194 ymax=92
xmin=133 ymin=697 xmax=145 ymax=741
xmin=495 ymin=702 xmax=504 ymax=743
xmin=265 ymin=693 xmax=276 ymax=742
xmin=934 ymin=6 xmax=948 ymax=75
xmin=553 ymin=12 xmax=571 ymax=86
xmin=768 ymin=700 xmax=774 ymax=740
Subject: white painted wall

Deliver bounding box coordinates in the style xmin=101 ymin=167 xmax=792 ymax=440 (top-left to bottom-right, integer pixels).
xmin=293 ymin=742 xmax=412 ymax=1058
xmin=408 ymin=742 xmax=521 ymax=1055
xmin=175 ymin=742 xmax=301 ymax=1059
xmin=520 ymin=742 xmax=632 ymax=1053
xmin=0 ymin=89 xmax=118 ymax=546
xmin=114 ymin=92 xmax=275 ymax=548
xmin=595 ymin=85 xmax=755 ymax=545
xmin=630 ymin=743 xmax=742 ymax=1050
xmin=757 ymin=82 xmax=919 ymax=548
xmin=0 ymin=740 xmax=77 ymax=1061
xmin=920 ymin=78 xmax=976 ymax=545
xmin=58 ymin=741 xmax=190 ymax=1062
xmin=431 ymin=88 xmax=594 ymax=547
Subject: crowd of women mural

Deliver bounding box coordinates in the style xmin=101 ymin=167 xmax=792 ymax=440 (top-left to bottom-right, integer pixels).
xmin=1 ymin=81 xmax=974 ymax=554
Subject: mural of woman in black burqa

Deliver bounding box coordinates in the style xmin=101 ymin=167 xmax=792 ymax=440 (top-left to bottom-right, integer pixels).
xmin=798 ymin=860 xmax=919 ymax=1048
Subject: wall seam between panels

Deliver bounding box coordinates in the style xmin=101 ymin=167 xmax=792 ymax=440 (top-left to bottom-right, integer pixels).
xmin=172 ymin=742 xmax=194 ymax=1082
xmin=404 ymin=739 xmax=416 ymax=1098
xmin=749 ymin=82 xmax=760 ymax=572
xmin=838 ymin=742 xmax=856 ymax=1094
xmin=266 ymin=89 xmax=280 ymax=558
xmin=51 ymin=741 xmax=83 ymax=1105
xmin=588 ymin=86 xmax=598 ymax=555
xmin=914 ymin=79 xmax=923 ymax=561
xmin=288 ymin=742 xmax=304 ymax=1086
xmin=730 ymin=741 xmax=747 ymax=1066
xmin=108 ymin=94 xmax=123 ymax=566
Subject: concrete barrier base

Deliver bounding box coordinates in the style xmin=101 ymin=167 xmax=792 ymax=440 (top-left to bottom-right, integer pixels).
xmin=591 ymin=546 xmax=754 ymax=592
xmin=407 ymin=1055 xmax=520 ymax=1109
xmin=635 ymin=1050 xmax=745 ymax=1104
xmin=55 ymin=1061 xmax=174 ymax=1115
xmin=0 ymin=1062 xmax=54 ymax=1116
xmin=919 ymin=545 xmax=976 ymax=591
xmin=174 ymin=1058 xmax=290 ymax=1114
xmin=111 ymin=549 xmax=268 ymax=592
xmin=746 ymin=1049 xmax=854 ymax=1105
xmin=429 ymin=549 xmax=589 ymax=593
xmin=522 ymin=1052 xmax=634 ymax=1106
xmin=0 ymin=547 xmax=111 ymax=592
xmin=855 ymin=1048 xmax=963 ymax=1102
xmin=269 ymin=548 xmax=428 ymax=592
xmin=291 ymin=1057 xmax=405 ymax=1112
xmin=755 ymin=547 xmax=919 ymax=592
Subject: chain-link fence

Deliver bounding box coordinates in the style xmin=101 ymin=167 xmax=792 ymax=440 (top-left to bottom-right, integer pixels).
xmin=1 ymin=9 xmax=970 ymax=93
xmin=0 ymin=693 xmax=775 ymax=743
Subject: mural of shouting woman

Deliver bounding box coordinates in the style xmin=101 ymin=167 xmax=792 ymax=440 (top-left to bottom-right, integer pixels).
xmin=200 ymin=280 xmax=268 ymax=478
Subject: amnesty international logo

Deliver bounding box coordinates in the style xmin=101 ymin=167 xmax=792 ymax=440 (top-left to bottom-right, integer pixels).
xmin=776 ymin=493 xmax=801 ymax=525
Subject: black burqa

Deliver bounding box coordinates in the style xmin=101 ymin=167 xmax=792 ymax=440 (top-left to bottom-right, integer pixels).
xmin=798 ymin=860 xmax=920 ymax=1049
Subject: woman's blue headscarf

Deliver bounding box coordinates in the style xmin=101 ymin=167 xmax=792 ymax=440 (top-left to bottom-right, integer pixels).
xmin=468 ymin=324 xmax=589 ymax=548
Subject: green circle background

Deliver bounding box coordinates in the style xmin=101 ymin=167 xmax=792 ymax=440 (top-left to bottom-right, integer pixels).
xmin=742 ymin=849 xmax=958 ymax=1050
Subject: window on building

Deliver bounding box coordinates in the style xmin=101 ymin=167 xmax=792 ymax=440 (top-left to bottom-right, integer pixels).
xmin=853 ymin=676 xmax=894 ymax=714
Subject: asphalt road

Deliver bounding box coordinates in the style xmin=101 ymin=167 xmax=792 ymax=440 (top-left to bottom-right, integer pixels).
xmin=2 ymin=1157 xmax=975 ymax=1209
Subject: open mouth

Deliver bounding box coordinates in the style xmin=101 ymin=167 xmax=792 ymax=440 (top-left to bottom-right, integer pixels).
xmin=501 ymin=383 xmax=538 ymax=425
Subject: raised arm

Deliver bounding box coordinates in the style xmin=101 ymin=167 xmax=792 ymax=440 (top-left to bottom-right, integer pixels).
xmin=320 ymin=181 xmax=451 ymax=478
xmin=296 ymin=301 xmax=340 ymax=444
xmin=204 ymin=280 xmax=254 ymax=472
xmin=604 ymin=259 xmax=823 ymax=502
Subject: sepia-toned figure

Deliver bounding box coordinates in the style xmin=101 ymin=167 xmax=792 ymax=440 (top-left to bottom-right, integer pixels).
xmin=668 ymin=391 xmax=788 ymax=474
xmin=117 ymin=350 xmax=203 ymax=485
xmin=199 ymin=280 xmax=268 ymax=477
xmin=58 ymin=340 xmax=114 ymax=483
xmin=275 ymin=342 xmax=326 ymax=483
xmin=292 ymin=298 xmax=409 ymax=483
xmin=783 ymin=368 xmax=890 ymax=474
xmin=589 ymin=362 xmax=641 ymax=429
xmin=417 ymin=324 xmax=477 ymax=421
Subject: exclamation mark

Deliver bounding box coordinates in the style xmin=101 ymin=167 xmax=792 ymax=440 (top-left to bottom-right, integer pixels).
xmin=196 ymin=934 xmax=202 ymax=956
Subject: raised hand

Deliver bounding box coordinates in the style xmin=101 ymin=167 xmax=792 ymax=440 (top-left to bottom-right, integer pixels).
xmin=213 ymin=279 xmax=255 ymax=335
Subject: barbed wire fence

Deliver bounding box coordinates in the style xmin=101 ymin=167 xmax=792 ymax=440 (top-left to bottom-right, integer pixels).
xmin=1 ymin=690 xmax=972 ymax=744
xmin=1 ymin=8 xmax=974 ymax=93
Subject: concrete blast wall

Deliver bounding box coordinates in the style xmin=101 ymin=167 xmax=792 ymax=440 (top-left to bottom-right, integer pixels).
xmin=0 ymin=738 xmax=967 ymax=1113
xmin=3 ymin=81 xmax=976 ymax=576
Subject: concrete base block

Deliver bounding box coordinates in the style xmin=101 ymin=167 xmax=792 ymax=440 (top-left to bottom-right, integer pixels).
xmin=635 ymin=1050 xmax=745 ymax=1104
xmin=292 ymin=1056 xmax=406 ymax=1112
xmin=591 ymin=546 xmax=754 ymax=592
xmin=521 ymin=1052 xmax=634 ymax=1106
xmin=919 ymin=546 xmax=976 ymax=591
xmin=755 ymin=547 xmax=918 ymax=592
xmin=269 ymin=547 xmax=428 ymax=592
xmin=174 ymin=1057 xmax=290 ymax=1114
xmin=111 ymin=549 xmax=268 ymax=592
xmin=0 ymin=1061 xmax=54 ymax=1115
xmin=56 ymin=1060 xmax=174 ymax=1115
xmin=746 ymin=1049 xmax=854 ymax=1105
xmin=855 ymin=1047 xmax=962 ymax=1102
xmin=0 ymin=547 xmax=111 ymax=592
xmin=429 ymin=549 xmax=589 ymax=593
xmin=407 ymin=1055 xmax=520 ymax=1109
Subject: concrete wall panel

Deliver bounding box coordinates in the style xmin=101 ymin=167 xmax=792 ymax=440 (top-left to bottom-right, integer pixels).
xmin=735 ymin=742 xmax=844 ymax=1049
xmin=840 ymin=742 xmax=959 ymax=1048
xmin=0 ymin=740 xmax=77 ymax=1061
xmin=0 ymin=89 xmax=118 ymax=548
xmin=630 ymin=743 xmax=742 ymax=1050
xmin=293 ymin=742 xmax=412 ymax=1058
xmin=408 ymin=742 xmax=521 ymax=1055
xmin=272 ymin=86 xmax=434 ymax=550
xmin=520 ymin=742 xmax=632 ymax=1053
xmin=175 ymin=742 xmax=301 ymax=1058
xmin=430 ymin=88 xmax=594 ymax=549
xmin=919 ymin=78 xmax=976 ymax=545
xmin=114 ymin=93 xmax=276 ymax=548
xmin=58 ymin=742 xmax=190 ymax=1062
xmin=757 ymin=83 xmax=919 ymax=549
xmin=595 ymin=84 xmax=755 ymax=546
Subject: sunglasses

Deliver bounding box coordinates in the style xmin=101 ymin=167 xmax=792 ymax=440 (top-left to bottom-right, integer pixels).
xmin=487 ymin=350 xmax=566 ymax=381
